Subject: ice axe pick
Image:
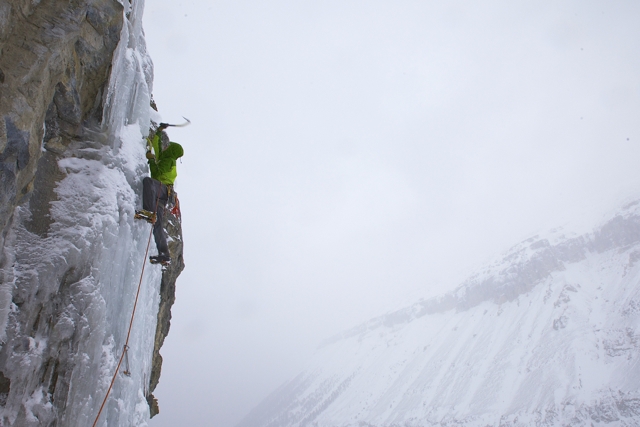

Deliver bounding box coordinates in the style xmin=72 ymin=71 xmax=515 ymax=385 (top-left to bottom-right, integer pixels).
xmin=159 ymin=117 xmax=191 ymax=129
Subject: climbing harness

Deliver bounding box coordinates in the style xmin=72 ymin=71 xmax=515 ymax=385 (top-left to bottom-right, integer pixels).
xmin=170 ymin=195 xmax=181 ymax=218
xmin=166 ymin=185 xmax=181 ymax=218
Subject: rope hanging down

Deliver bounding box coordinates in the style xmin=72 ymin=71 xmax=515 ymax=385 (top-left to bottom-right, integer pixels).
xmin=91 ymin=201 xmax=157 ymax=427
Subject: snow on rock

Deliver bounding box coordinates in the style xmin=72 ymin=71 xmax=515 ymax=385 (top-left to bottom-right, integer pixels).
xmin=239 ymin=201 xmax=640 ymax=427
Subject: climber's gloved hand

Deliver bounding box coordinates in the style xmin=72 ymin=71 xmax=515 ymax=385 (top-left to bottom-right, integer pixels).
xmin=146 ymin=150 xmax=155 ymax=160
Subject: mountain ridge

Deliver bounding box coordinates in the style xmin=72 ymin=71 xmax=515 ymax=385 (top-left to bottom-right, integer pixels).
xmin=239 ymin=199 xmax=640 ymax=427
xmin=319 ymin=199 xmax=640 ymax=349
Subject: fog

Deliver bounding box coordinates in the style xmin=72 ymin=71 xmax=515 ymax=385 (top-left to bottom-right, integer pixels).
xmin=143 ymin=1 xmax=640 ymax=426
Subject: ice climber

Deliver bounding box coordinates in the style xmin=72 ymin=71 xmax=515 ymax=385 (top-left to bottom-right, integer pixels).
xmin=135 ymin=123 xmax=184 ymax=265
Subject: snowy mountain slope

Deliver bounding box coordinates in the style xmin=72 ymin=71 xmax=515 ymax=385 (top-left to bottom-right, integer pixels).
xmin=238 ymin=201 xmax=640 ymax=427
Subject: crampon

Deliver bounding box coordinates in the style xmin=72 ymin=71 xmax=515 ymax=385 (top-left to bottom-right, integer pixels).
xmin=134 ymin=209 xmax=156 ymax=224
xmin=149 ymin=254 xmax=171 ymax=267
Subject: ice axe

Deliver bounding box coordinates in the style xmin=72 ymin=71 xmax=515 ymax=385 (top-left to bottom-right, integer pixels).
xmin=147 ymin=117 xmax=190 ymax=158
xmin=158 ymin=117 xmax=191 ymax=130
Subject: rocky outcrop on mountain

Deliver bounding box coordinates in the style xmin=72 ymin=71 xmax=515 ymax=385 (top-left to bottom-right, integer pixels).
xmin=0 ymin=0 xmax=182 ymax=425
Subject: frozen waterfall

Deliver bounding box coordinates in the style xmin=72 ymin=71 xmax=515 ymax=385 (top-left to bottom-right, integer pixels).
xmin=0 ymin=0 xmax=167 ymax=425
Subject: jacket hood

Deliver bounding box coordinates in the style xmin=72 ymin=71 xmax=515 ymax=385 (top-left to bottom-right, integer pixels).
xmin=165 ymin=142 xmax=184 ymax=159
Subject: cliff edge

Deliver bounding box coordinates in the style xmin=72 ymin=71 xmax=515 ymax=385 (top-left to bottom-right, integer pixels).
xmin=0 ymin=0 xmax=181 ymax=424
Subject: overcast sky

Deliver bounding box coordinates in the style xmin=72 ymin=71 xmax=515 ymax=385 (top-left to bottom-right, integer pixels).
xmin=143 ymin=1 xmax=640 ymax=426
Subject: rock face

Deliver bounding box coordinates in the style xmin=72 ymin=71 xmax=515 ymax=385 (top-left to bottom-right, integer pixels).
xmin=147 ymin=202 xmax=185 ymax=417
xmin=0 ymin=0 xmax=123 ymax=238
xmin=0 ymin=0 xmax=182 ymax=425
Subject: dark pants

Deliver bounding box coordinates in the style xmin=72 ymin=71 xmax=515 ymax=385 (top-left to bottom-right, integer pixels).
xmin=143 ymin=177 xmax=169 ymax=256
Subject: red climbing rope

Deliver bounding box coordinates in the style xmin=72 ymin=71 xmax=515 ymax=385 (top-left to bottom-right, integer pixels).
xmin=91 ymin=214 xmax=155 ymax=427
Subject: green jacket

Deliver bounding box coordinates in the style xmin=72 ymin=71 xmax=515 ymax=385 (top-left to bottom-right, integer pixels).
xmin=148 ymin=134 xmax=184 ymax=185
